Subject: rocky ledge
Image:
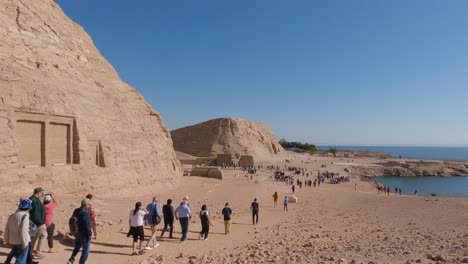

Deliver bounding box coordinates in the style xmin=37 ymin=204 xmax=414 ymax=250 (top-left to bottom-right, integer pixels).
xmin=350 ymin=160 xmax=468 ymax=177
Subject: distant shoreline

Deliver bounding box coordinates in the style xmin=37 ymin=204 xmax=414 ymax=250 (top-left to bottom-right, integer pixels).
xmin=317 ymin=145 xmax=468 ymax=163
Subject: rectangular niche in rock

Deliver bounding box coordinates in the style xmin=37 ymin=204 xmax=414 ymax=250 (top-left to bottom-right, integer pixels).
xmin=48 ymin=122 xmax=71 ymax=166
xmin=88 ymin=139 xmax=105 ymax=167
xmin=16 ymin=112 xmax=76 ymax=168
xmin=17 ymin=120 xmax=46 ymax=167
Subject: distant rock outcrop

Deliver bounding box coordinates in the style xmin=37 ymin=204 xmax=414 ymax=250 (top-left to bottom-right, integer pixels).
xmin=0 ymin=0 xmax=181 ymax=195
xmin=350 ymin=160 xmax=468 ymax=177
xmin=171 ymin=118 xmax=284 ymax=159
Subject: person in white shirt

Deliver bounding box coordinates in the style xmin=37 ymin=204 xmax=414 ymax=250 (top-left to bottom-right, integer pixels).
xmin=128 ymin=202 xmax=148 ymax=256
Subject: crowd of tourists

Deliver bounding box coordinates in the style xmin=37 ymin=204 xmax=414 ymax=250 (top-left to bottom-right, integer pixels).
xmin=3 ymin=188 xmax=274 ymax=264
xmin=2 ymin=187 xmax=98 ymax=264
xmin=376 ymin=184 xmax=403 ymax=196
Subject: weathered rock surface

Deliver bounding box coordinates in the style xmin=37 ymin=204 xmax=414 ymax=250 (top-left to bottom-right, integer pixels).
xmin=350 ymin=160 xmax=468 ymax=177
xmin=171 ymin=118 xmax=284 ymax=159
xmin=0 ymin=0 xmax=181 ymax=195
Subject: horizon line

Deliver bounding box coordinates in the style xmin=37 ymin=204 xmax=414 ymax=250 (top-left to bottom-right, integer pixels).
xmin=316 ymin=144 xmax=468 ymax=148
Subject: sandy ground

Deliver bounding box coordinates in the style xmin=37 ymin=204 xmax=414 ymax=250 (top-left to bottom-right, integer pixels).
xmin=2 ymin=155 xmax=468 ymax=264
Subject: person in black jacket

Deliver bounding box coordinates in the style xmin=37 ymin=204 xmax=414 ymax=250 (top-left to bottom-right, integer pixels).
xmin=67 ymin=199 xmax=93 ymax=264
xmin=160 ymin=199 xmax=174 ymax=238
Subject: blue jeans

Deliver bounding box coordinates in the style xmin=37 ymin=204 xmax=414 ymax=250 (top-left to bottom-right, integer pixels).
xmin=5 ymin=244 xmax=29 ymax=264
xmin=69 ymin=233 xmax=90 ymax=264
xmin=179 ymin=217 xmax=189 ymax=241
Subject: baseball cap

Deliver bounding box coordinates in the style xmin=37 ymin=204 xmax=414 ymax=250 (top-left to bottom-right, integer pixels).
xmin=44 ymin=194 xmax=52 ymax=203
xmin=33 ymin=187 xmax=45 ymax=194
xmin=81 ymin=198 xmax=92 ymax=206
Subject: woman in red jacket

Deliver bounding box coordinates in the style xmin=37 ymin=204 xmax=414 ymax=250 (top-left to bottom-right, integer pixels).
xmin=44 ymin=194 xmax=58 ymax=253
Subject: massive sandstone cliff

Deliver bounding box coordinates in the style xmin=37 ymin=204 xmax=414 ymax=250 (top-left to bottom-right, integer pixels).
xmin=0 ymin=0 xmax=181 ymax=195
xmin=171 ymin=118 xmax=284 ymax=159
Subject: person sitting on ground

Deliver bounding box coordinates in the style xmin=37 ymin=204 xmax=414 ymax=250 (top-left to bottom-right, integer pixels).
xmin=43 ymin=193 xmax=58 ymax=253
xmin=221 ymin=203 xmax=233 ymax=235
xmin=4 ymin=198 xmax=33 ymax=264
xmin=160 ymin=199 xmax=175 ymax=239
xmin=128 ymin=202 xmax=149 ymax=256
xmin=198 ymin=205 xmax=213 ymax=240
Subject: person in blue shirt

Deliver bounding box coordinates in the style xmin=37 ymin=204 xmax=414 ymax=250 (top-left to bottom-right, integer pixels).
xmin=67 ymin=199 xmax=93 ymax=264
xmin=175 ymin=200 xmax=192 ymax=243
xmin=283 ymin=196 xmax=289 ymax=211
xmin=144 ymin=197 xmax=162 ymax=250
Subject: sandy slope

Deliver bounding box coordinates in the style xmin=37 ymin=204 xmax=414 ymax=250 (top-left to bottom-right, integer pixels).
xmin=1 ymin=156 xmax=468 ymax=264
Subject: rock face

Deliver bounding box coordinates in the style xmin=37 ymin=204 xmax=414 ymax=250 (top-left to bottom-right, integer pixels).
xmin=0 ymin=0 xmax=181 ymax=195
xmin=350 ymin=160 xmax=468 ymax=177
xmin=171 ymin=118 xmax=284 ymax=159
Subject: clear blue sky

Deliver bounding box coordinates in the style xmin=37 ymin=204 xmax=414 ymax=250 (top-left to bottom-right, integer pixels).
xmin=55 ymin=0 xmax=468 ymax=146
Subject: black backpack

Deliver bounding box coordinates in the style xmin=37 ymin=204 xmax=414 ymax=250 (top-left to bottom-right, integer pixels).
xmin=68 ymin=209 xmax=79 ymax=236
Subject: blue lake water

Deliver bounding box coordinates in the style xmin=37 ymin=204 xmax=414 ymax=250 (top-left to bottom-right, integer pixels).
xmin=318 ymin=146 xmax=468 ymax=162
xmin=318 ymin=146 xmax=468 ymax=197
xmin=370 ymin=176 xmax=468 ymax=198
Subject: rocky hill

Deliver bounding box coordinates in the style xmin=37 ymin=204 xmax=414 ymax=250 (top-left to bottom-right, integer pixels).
xmin=171 ymin=118 xmax=284 ymax=159
xmin=0 ymin=0 xmax=181 ymax=195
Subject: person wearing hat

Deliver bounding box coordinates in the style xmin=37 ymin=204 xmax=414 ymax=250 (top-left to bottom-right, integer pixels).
xmin=67 ymin=198 xmax=93 ymax=264
xmin=29 ymin=187 xmax=48 ymax=260
xmin=175 ymin=199 xmax=192 ymax=243
xmin=44 ymin=193 xmax=58 ymax=253
xmin=4 ymin=198 xmax=33 ymax=264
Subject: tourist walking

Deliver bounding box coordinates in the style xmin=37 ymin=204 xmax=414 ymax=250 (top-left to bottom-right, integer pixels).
xmin=399 ymin=188 xmax=402 ymax=196
xmin=44 ymin=193 xmax=58 ymax=253
xmin=222 ymin=203 xmax=232 ymax=234
xmin=250 ymin=198 xmax=259 ymax=225
xmin=160 ymin=199 xmax=174 ymax=239
xmin=292 ymin=185 xmax=295 ymax=194
xmin=283 ymin=196 xmax=289 ymax=211
xmin=273 ymin=192 xmax=278 ymax=207
xmin=4 ymin=198 xmax=33 ymax=264
xmin=67 ymin=198 xmax=93 ymax=264
xmin=198 ymin=205 xmax=213 ymax=240
xmin=85 ymin=194 xmax=97 ymax=240
xmin=128 ymin=202 xmax=149 ymax=256
xmin=144 ymin=197 xmax=161 ymax=250
xmin=29 ymin=187 xmax=47 ymax=260
xmin=175 ymin=199 xmax=192 ymax=243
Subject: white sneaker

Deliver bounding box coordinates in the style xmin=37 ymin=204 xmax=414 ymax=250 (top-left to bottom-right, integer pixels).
xmin=144 ymin=246 xmax=152 ymax=250
xmin=153 ymin=243 xmax=160 ymax=248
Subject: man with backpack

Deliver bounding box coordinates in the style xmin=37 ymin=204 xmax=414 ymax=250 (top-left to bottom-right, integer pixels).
xmin=67 ymin=199 xmax=93 ymax=264
xmin=250 ymin=198 xmax=259 ymax=225
xmin=221 ymin=203 xmax=232 ymax=234
xmin=144 ymin=197 xmax=162 ymax=250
